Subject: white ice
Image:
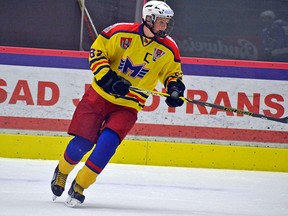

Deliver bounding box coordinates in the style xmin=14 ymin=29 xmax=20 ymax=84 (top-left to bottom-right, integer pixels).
xmin=0 ymin=157 xmax=287 ymax=216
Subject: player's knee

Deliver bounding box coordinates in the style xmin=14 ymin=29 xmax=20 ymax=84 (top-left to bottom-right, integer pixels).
xmin=67 ymin=135 xmax=94 ymax=157
xmin=73 ymin=135 xmax=94 ymax=152
xmin=98 ymin=128 xmax=120 ymax=152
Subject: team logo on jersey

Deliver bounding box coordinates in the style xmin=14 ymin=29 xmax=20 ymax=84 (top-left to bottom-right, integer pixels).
xmin=118 ymin=57 xmax=149 ymax=78
xmin=153 ymin=48 xmax=165 ymax=61
xmin=120 ymin=37 xmax=132 ymax=49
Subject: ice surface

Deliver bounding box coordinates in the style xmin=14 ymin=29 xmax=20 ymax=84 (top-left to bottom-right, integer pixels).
xmin=0 ymin=158 xmax=287 ymax=216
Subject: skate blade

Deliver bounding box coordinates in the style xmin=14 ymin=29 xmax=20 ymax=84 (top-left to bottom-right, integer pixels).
xmin=52 ymin=194 xmax=57 ymax=201
xmin=65 ymin=196 xmax=81 ymax=208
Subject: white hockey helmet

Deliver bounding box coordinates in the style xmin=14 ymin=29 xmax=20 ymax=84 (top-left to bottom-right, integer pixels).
xmin=260 ymin=10 xmax=276 ymax=20
xmin=142 ymin=1 xmax=174 ymax=22
xmin=142 ymin=1 xmax=174 ymax=37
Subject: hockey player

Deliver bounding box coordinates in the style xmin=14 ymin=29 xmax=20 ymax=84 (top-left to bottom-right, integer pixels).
xmin=259 ymin=10 xmax=288 ymax=61
xmin=51 ymin=0 xmax=185 ymax=207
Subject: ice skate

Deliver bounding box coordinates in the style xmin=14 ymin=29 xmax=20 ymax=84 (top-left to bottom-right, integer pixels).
xmin=65 ymin=179 xmax=85 ymax=207
xmin=51 ymin=165 xmax=68 ymax=201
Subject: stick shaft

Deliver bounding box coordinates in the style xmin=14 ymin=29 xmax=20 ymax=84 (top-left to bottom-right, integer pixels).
xmin=130 ymin=86 xmax=288 ymax=124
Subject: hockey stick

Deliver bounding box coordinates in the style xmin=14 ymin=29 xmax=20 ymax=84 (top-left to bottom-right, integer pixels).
xmin=77 ymin=0 xmax=99 ymax=41
xmin=129 ymin=86 xmax=288 ymax=124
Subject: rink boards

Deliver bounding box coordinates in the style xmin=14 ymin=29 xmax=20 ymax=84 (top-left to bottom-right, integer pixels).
xmin=0 ymin=46 xmax=287 ymax=172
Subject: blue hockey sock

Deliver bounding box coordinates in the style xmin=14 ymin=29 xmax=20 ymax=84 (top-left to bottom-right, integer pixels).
xmin=85 ymin=128 xmax=120 ymax=174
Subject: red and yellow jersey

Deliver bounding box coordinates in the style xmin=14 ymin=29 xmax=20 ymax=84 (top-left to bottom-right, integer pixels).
xmin=89 ymin=22 xmax=183 ymax=112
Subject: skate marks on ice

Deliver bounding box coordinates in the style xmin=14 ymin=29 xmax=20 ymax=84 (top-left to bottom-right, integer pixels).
xmin=0 ymin=158 xmax=288 ymax=216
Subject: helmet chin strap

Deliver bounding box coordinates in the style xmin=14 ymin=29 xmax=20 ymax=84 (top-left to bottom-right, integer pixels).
xmin=155 ymin=30 xmax=166 ymax=38
xmin=143 ymin=20 xmax=166 ymax=38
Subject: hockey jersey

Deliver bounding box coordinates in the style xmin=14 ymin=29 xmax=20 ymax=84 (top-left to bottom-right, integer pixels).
xmin=89 ymin=22 xmax=183 ymax=111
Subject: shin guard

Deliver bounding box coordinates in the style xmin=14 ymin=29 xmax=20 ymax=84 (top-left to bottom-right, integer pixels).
xmin=59 ymin=135 xmax=94 ymax=175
